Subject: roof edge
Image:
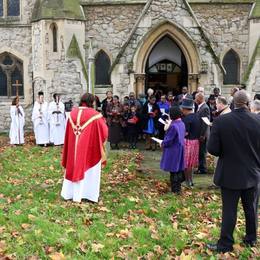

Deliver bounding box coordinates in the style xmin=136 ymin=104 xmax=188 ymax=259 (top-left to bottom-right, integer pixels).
xmin=243 ymin=38 xmax=260 ymax=83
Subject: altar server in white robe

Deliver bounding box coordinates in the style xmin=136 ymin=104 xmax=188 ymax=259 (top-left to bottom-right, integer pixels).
xmin=32 ymin=91 xmax=49 ymax=146
xmin=48 ymin=93 xmax=66 ymax=145
xmin=9 ymin=97 xmax=25 ymax=145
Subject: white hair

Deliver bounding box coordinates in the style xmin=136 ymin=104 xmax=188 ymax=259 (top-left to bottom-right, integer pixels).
xmin=147 ymin=88 xmax=154 ymax=96
xmin=197 ymin=87 xmax=204 ymax=93
xmin=251 ymin=100 xmax=260 ymax=113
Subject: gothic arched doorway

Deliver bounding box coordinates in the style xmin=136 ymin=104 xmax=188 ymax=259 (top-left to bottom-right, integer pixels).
xmin=145 ymin=35 xmax=188 ymax=95
xmin=133 ymin=22 xmax=201 ymax=96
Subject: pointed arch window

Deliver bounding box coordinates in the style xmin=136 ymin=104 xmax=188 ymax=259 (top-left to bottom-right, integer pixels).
xmin=223 ymin=49 xmax=240 ymax=85
xmin=95 ymin=50 xmax=111 ymax=85
xmin=0 ymin=52 xmax=23 ymax=97
xmin=50 ymin=23 xmax=58 ymax=53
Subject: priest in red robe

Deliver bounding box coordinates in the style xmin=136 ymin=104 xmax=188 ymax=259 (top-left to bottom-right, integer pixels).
xmin=61 ymin=93 xmax=108 ymax=203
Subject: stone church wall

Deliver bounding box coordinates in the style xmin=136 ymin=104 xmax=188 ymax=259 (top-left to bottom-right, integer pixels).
xmin=247 ymin=58 xmax=260 ymax=96
xmin=84 ymin=4 xmax=143 ymax=60
xmin=191 ymin=3 xmax=251 ymax=83
xmin=113 ymin=0 xmax=220 ymax=96
xmin=0 ymin=0 xmax=37 ymax=131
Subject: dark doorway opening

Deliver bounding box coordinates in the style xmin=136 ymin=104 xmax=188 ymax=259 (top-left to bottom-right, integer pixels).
xmin=145 ymin=35 xmax=188 ymax=96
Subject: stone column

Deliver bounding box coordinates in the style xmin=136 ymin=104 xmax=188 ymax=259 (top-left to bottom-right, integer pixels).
xmin=188 ymin=74 xmax=199 ymax=94
xmin=134 ymin=73 xmax=146 ymax=96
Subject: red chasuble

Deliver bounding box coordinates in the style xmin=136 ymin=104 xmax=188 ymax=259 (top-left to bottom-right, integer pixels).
xmin=62 ymin=107 xmax=108 ymax=182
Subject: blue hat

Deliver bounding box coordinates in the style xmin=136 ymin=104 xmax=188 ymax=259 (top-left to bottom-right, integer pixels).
xmin=181 ymin=98 xmax=194 ymax=109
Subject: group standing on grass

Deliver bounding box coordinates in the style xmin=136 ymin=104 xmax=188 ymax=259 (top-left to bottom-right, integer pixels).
xmin=7 ymin=86 xmax=260 ymax=255
xmin=157 ymin=89 xmax=260 ymax=254
xmin=9 ymin=91 xmax=66 ymax=146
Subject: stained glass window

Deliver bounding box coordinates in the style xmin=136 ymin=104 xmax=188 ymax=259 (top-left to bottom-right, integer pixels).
xmin=0 ymin=0 xmax=3 ymax=17
xmin=7 ymin=0 xmax=20 ymax=16
xmin=3 ymin=55 xmax=13 ymax=65
xmin=95 ymin=50 xmax=111 ymax=85
xmin=223 ymin=49 xmax=240 ymax=85
xmin=0 ymin=52 xmax=23 ymax=97
xmin=0 ymin=67 xmax=7 ymax=96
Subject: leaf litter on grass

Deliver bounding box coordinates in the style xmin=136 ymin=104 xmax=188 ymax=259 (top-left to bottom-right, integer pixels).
xmin=0 ymin=144 xmax=259 ymax=259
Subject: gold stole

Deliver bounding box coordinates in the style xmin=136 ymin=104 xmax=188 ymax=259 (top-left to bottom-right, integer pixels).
xmin=68 ymin=109 xmax=102 ymax=163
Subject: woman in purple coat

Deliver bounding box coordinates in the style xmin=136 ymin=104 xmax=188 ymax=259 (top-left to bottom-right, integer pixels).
xmin=160 ymin=106 xmax=185 ymax=194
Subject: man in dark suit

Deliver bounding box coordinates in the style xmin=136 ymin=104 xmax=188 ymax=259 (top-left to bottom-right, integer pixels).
xmin=195 ymin=92 xmax=210 ymax=174
xmin=177 ymin=86 xmax=188 ymax=104
xmin=207 ymin=90 xmax=260 ymax=253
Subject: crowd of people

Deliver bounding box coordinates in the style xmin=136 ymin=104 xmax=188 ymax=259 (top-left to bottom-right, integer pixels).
xmin=100 ymin=87 xmax=185 ymax=150
xmin=97 ymin=86 xmax=260 ymax=188
xmin=7 ymin=87 xmax=260 ymax=254
xmin=9 ymin=87 xmax=260 ymax=192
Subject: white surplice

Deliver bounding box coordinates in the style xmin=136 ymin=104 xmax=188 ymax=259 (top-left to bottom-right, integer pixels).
xmin=61 ymin=161 xmax=101 ymax=203
xmin=9 ymin=105 xmax=25 ymax=145
xmin=48 ymin=101 xmax=66 ymax=145
xmin=32 ymin=101 xmax=49 ymax=145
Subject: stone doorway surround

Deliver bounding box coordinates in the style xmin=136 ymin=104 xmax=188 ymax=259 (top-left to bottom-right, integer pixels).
xmin=133 ymin=22 xmax=201 ymax=95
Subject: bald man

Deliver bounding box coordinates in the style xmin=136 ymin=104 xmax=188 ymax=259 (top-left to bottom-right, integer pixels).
xmin=207 ymin=90 xmax=260 ymax=253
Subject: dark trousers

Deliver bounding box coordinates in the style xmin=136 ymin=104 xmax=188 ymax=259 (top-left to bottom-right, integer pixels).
xmin=122 ymin=127 xmax=128 ymax=142
xmin=128 ymin=134 xmax=137 ymax=147
xmin=198 ymin=139 xmax=207 ymax=173
xmin=158 ymin=124 xmax=165 ymax=140
xmin=170 ymin=172 xmax=184 ymax=193
xmin=218 ymin=186 xmax=259 ymax=251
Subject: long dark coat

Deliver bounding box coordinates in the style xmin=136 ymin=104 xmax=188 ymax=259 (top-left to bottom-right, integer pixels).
xmin=207 ymin=108 xmax=260 ymax=189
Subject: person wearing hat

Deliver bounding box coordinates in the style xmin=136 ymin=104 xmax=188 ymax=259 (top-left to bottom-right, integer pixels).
xmin=181 ymin=98 xmax=201 ymax=187
xmin=253 ymin=93 xmax=260 ymax=101
xmin=207 ymin=94 xmax=217 ymax=122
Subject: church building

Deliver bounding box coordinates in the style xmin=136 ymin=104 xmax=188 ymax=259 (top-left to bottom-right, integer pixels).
xmin=0 ymin=0 xmax=260 ymax=130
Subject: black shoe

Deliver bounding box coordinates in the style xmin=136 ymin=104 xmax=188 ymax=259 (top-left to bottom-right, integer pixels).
xmin=206 ymin=243 xmax=233 ymax=253
xmin=243 ymin=239 xmax=257 ymax=247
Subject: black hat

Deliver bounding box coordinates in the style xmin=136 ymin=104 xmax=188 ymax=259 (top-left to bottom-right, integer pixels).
xmin=208 ymin=94 xmax=216 ymax=101
xmin=181 ymin=98 xmax=194 ymax=110
xmin=254 ymin=93 xmax=260 ymax=100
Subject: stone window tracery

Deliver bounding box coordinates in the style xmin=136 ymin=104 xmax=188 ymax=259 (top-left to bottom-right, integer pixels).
xmin=223 ymin=49 xmax=240 ymax=85
xmin=0 ymin=52 xmax=23 ymax=97
xmin=0 ymin=0 xmax=20 ymax=17
xmin=95 ymin=50 xmax=111 ymax=85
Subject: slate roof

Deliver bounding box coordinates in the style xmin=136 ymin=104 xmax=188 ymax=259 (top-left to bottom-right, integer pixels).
xmin=250 ymin=0 xmax=260 ymax=18
xmin=80 ymin=0 xmax=255 ymax=4
xmin=32 ymin=0 xmax=86 ymax=22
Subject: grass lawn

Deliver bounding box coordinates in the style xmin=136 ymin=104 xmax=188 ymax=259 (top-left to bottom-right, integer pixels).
xmin=0 ymin=144 xmax=259 ymax=259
